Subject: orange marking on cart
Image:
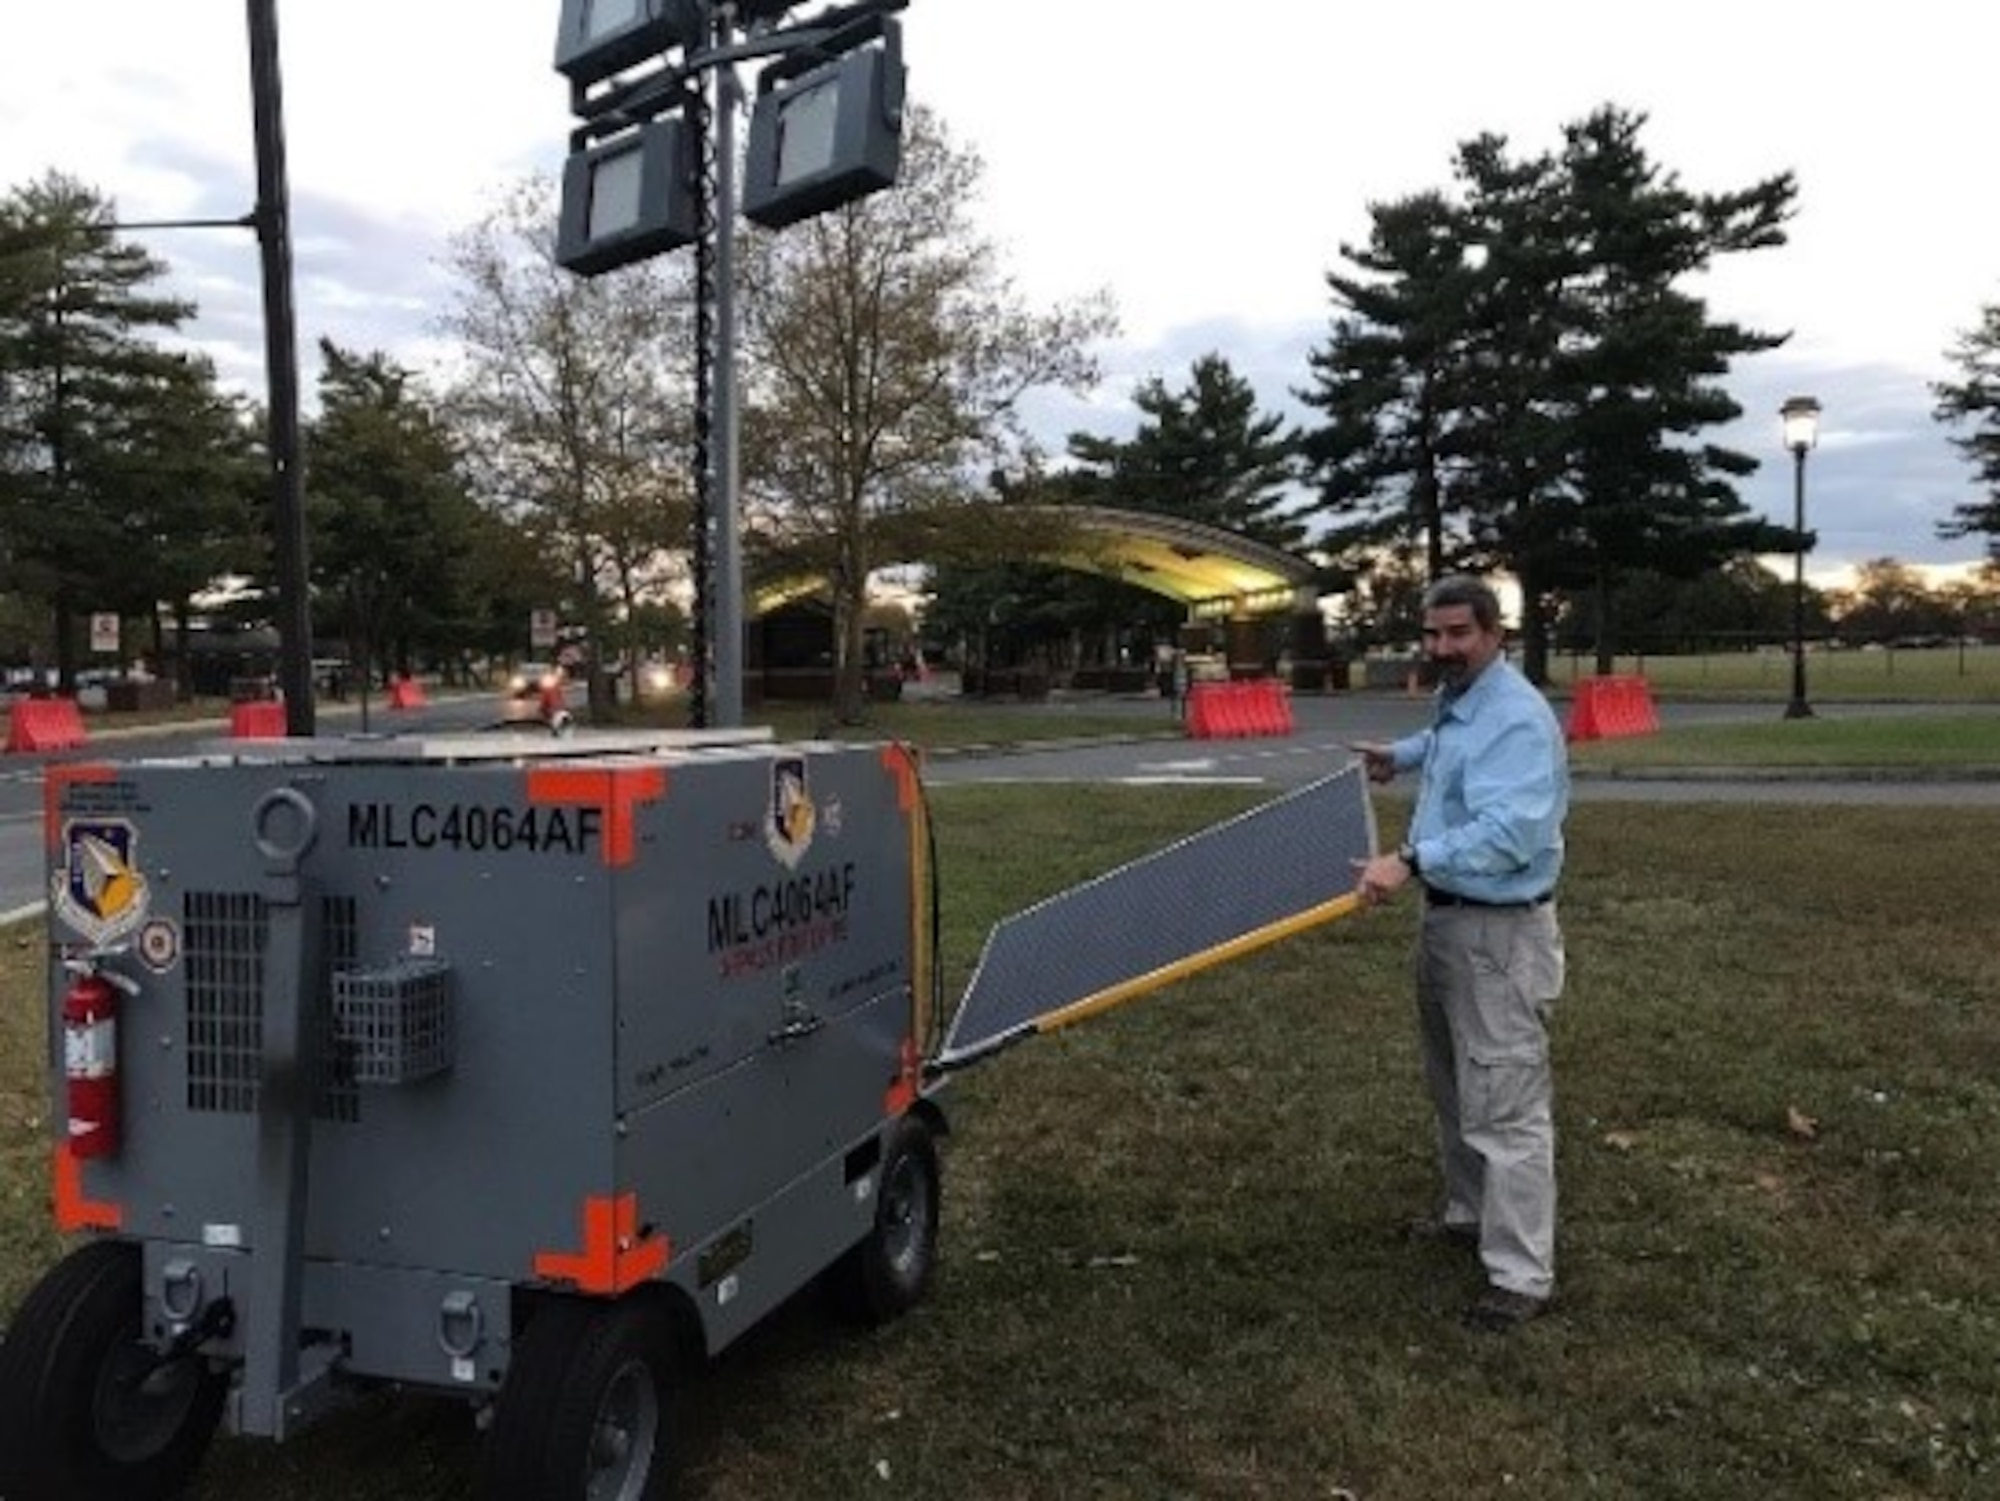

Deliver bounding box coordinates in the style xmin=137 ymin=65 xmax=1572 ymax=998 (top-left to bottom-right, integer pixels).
xmin=44 ymin=763 xmax=117 ymax=850
xmin=526 ymin=765 xmax=668 ymax=868
xmin=883 ymin=1035 xmax=921 ymax=1117
xmin=882 ymin=744 xmax=935 ymax=1053
xmin=52 ymin=1142 xmax=122 ymax=1231
xmin=533 ymin=1192 xmax=670 ymax=1293
xmin=878 ymin=743 xmax=922 ymax=811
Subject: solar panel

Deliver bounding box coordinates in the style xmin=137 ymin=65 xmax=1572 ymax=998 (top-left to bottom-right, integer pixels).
xmin=935 ymin=765 xmax=1377 ymax=1072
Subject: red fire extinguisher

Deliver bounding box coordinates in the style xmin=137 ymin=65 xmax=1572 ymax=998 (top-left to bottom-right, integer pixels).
xmin=63 ymin=970 xmax=120 ymax=1160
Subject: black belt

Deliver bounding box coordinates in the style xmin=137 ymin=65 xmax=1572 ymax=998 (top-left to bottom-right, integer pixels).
xmin=1423 ymin=886 xmax=1553 ymax=911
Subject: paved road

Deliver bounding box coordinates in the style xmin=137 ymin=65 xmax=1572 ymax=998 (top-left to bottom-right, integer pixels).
xmin=0 ymin=689 xmax=519 ymax=921
xmin=6 ymin=689 xmax=1995 ymax=918
xmin=918 ymin=693 xmax=2000 ymax=807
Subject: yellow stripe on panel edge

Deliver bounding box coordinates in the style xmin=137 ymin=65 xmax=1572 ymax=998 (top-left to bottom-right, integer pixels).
xmin=929 ymin=890 xmax=1365 ymax=1075
xmin=879 ymin=743 xmax=936 ymax=1061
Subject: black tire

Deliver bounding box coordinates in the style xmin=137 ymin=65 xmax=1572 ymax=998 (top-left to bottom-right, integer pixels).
xmin=830 ymin=1113 xmax=941 ymax=1326
xmin=476 ymin=1296 xmax=681 ymax=1501
xmin=0 ymin=1239 xmax=228 ymax=1501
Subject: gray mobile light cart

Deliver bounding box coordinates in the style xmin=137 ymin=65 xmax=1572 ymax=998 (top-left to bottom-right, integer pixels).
xmin=0 ymin=729 xmax=948 ymax=1501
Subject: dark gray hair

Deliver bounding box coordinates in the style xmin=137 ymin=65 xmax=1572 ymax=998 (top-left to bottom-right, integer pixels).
xmin=1422 ymin=575 xmax=1503 ymax=632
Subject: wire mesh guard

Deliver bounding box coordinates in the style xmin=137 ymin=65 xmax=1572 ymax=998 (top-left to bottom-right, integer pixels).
xmin=936 ymin=764 xmax=1377 ymax=1072
xmin=332 ymin=958 xmax=455 ymax=1086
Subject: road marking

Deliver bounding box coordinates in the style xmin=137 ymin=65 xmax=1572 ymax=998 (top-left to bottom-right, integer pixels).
xmin=1114 ymin=775 xmax=1267 ymax=786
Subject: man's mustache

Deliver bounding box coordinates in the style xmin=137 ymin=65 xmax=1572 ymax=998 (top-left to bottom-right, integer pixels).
xmin=1416 ymin=656 xmax=1469 ymax=688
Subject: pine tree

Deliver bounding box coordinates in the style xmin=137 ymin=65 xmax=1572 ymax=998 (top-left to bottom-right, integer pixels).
xmin=1933 ymin=301 xmax=2000 ymax=554
xmin=1298 ymin=105 xmax=1798 ymax=679
xmin=1532 ymin=106 xmax=1796 ymax=670
xmin=1070 ymin=352 xmax=1306 ymax=549
xmin=1297 ymin=190 xmax=1493 ymax=579
xmin=306 ymin=340 xmax=493 ymax=686
xmin=0 ymin=171 xmax=195 ymax=681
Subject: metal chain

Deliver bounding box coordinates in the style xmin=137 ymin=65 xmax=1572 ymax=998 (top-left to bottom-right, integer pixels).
xmin=686 ymin=44 xmax=718 ymax=731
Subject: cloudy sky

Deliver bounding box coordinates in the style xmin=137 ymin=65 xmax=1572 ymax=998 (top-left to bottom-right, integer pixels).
xmin=3 ymin=1 xmax=1994 ymax=582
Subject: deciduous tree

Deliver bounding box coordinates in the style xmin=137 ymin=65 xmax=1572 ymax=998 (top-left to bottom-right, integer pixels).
xmin=439 ymin=179 xmax=693 ymax=715
xmin=736 ymin=107 xmax=1115 ymax=720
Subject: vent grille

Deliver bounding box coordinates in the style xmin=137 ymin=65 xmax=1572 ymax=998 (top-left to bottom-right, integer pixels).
xmin=182 ymin=892 xmax=363 ymax=1122
xmin=318 ymin=896 xmax=360 ymax=1122
xmin=185 ymin=892 xmax=267 ymax=1114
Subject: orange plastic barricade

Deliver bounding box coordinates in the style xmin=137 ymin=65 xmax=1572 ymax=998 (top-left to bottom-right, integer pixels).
xmin=1566 ymin=675 xmax=1658 ymax=742
xmin=1262 ymin=680 xmax=1296 ymax=736
xmin=1185 ymin=681 xmax=1221 ymax=739
xmin=1225 ymin=683 xmax=1254 ymax=737
xmin=1565 ymin=678 xmax=1603 ymax=741
xmin=229 ymin=701 xmax=287 ymax=738
xmin=5 ymin=697 xmax=87 ymax=753
xmin=1212 ymin=683 xmax=1243 ymax=737
xmin=1240 ymin=682 xmax=1267 ymax=735
xmin=1621 ymin=676 xmax=1661 ymax=735
xmin=387 ymin=676 xmax=428 ymax=709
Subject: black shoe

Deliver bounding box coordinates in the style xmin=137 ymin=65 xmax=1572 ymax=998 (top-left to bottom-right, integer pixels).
xmin=1462 ymin=1287 xmax=1553 ymax=1332
xmin=1404 ymin=1216 xmax=1479 ymax=1250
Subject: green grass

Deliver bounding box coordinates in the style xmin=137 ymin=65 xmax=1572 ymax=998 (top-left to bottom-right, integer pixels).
xmin=1571 ymin=711 xmax=2000 ymax=770
xmin=752 ymin=697 xmax=1185 ymax=750
xmin=1544 ymin=645 xmax=2000 ymax=702
xmin=4 ymin=792 xmax=1999 ymax=1498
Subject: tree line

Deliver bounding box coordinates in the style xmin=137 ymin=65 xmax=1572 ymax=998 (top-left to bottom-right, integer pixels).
xmin=2 ymin=100 xmax=1996 ymax=714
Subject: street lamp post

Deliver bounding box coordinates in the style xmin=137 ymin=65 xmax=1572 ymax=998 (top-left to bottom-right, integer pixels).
xmin=1780 ymin=395 xmax=1821 ymax=720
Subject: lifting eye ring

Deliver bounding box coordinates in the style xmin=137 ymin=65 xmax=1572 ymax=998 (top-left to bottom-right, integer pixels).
xmin=251 ymin=787 xmax=319 ymax=866
xmin=437 ymin=1291 xmax=484 ymax=1359
xmin=160 ymin=1258 xmax=205 ymax=1323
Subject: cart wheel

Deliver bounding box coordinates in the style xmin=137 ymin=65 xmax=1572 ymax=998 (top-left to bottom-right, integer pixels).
xmin=0 ymin=1239 xmax=227 ymax=1501
xmin=476 ymin=1296 xmax=680 ymax=1501
xmin=830 ymin=1113 xmax=941 ymax=1326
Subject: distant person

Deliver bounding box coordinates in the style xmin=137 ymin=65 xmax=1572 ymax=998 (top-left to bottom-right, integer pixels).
xmin=1350 ymin=574 xmax=1570 ymax=1332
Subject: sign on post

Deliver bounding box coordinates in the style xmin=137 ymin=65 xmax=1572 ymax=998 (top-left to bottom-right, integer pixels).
xmin=89 ymin=613 xmax=120 ymax=655
xmin=531 ymin=609 xmax=560 ymax=651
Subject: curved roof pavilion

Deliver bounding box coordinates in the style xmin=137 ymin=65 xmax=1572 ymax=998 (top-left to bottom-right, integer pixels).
xmin=753 ymin=505 xmax=1329 ymax=619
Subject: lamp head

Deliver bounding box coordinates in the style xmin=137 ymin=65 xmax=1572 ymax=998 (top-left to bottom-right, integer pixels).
xmin=1780 ymin=395 xmax=1821 ymax=455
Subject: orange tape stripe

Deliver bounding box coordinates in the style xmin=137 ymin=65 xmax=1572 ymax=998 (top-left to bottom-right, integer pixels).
xmin=44 ymin=763 xmax=117 ymax=851
xmin=883 ymin=1035 xmax=920 ymax=1118
xmin=526 ymin=765 xmax=668 ymax=868
xmin=880 ymin=745 xmax=936 ymax=1056
xmin=532 ymin=1193 xmax=670 ymax=1294
xmin=53 ymin=1143 xmax=122 ymax=1231
xmin=877 ymin=742 xmax=922 ymax=811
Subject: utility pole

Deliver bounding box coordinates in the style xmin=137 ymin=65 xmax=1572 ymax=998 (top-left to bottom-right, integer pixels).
xmin=246 ymin=0 xmax=315 ymax=736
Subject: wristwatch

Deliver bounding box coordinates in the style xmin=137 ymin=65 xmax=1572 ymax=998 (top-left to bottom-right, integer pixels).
xmin=1396 ymin=841 xmax=1421 ymax=875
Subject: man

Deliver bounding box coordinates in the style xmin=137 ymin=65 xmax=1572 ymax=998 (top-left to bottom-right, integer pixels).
xmin=1352 ymin=575 xmax=1570 ymax=1332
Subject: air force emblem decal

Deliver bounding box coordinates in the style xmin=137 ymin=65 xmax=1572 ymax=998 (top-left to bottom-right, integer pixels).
xmin=53 ymin=819 xmax=151 ymax=945
xmin=765 ymin=756 xmax=816 ymax=870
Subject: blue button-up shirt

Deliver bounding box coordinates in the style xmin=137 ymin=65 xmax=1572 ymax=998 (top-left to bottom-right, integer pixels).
xmin=1390 ymin=657 xmax=1568 ymax=902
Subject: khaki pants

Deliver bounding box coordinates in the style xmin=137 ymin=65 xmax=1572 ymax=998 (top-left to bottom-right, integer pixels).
xmin=1416 ymin=902 xmax=1565 ymax=1298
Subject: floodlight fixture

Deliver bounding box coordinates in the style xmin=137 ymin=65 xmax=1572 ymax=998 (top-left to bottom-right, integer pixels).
xmin=555 ymin=118 xmax=700 ymax=276
xmin=740 ymin=19 xmax=904 ymax=229
xmin=553 ymin=0 xmax=703 ymax=86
